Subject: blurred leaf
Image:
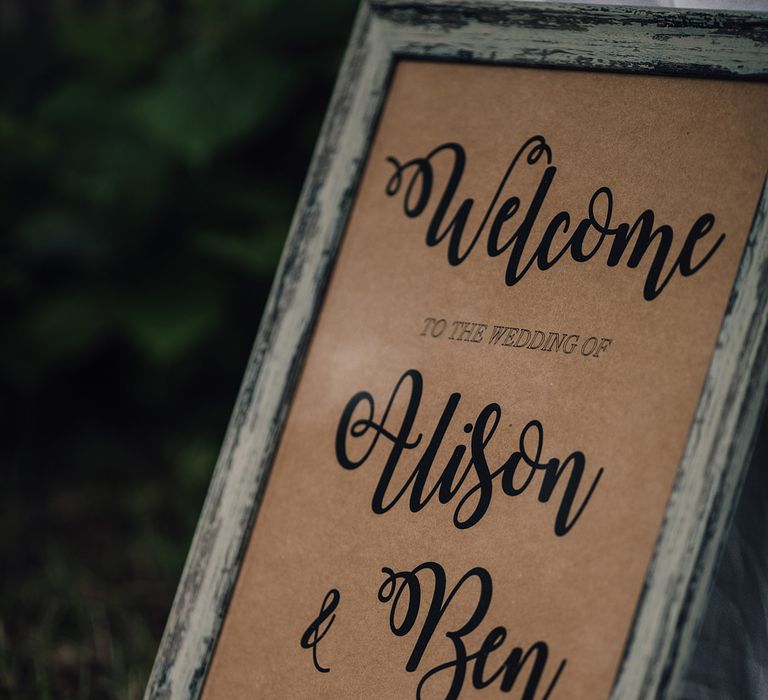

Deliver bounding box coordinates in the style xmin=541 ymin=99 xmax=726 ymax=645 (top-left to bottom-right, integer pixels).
xmin=37 ymin=80 xmax=173 ymax=214
xmin=185 ymin=0 xmax=281 ymax=43
xmin=54 ymin=12 xmax=161 ymax=78
xmin=193 ymin=227 xmax=285 ymax=274
xmin=57 ymin=132 xmax=172 ymax=212
xmin=16 ymin=210 xmax=109 ymax=264
xmin=39 ymin=80 xmax=116 ymax=129
xmin=130 ymin=47 xmax=294 ymax=165
xmin=119 ymin=286 xmax=221 ymax=365
xmin=0 ymin=110 xmax=51 ymax=161
xmin=25 ymin=289 xmax=109 ymax=354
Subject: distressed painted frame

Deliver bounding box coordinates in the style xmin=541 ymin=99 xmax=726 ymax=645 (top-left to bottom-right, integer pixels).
xmin=144 ymin=3 xmax=768 ymax=699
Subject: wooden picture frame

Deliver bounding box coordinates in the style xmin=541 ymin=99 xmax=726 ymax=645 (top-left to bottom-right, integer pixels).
xmin=145 ymin=3 xmax=768 ymax=699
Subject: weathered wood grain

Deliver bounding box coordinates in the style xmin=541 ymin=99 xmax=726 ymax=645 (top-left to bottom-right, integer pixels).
xmin=143 ymin=6 xmax=391 ymax=698
xmin=144 ymin=3 xmax=768 ymax=699
xmin=373 ymin=1 xmax=768 ymax=77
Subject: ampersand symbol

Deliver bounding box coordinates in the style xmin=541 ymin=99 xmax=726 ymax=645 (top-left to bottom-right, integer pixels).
xmin=300 ymin=588 xmax=340 ymax=673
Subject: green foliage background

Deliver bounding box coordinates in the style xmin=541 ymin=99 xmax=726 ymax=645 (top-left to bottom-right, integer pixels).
xmin=0 ymin=1 xmax=356 ymax=697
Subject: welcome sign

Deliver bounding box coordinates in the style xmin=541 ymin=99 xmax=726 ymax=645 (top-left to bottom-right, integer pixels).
xmin=146 ymin=5 xmax=768 ymax=700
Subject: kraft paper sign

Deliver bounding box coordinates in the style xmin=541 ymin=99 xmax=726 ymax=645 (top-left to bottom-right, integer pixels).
xmin=197 ymin=61 xmax=767 ymax=699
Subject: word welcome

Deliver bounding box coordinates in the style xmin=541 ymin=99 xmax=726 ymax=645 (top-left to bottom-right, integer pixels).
xmin=335 ymin=369 xmax=604 ymax=535
xmin=385 ymin=136 xmax=724 ymax=301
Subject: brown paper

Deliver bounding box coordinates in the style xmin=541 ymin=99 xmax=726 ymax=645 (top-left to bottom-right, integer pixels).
xmin=201 ymin=61 xmax=768 ymax=699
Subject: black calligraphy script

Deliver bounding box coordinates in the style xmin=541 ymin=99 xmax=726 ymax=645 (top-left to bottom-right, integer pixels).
xmin=336 ymin=368 xmax=603 ymax=535
xmin=384 ymin=136 xmax=725 ymax=301
xmin=378 ymin=561 xmax=566 ymax=699
xmin=300 ymin=588 xmax=341 ymax=673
